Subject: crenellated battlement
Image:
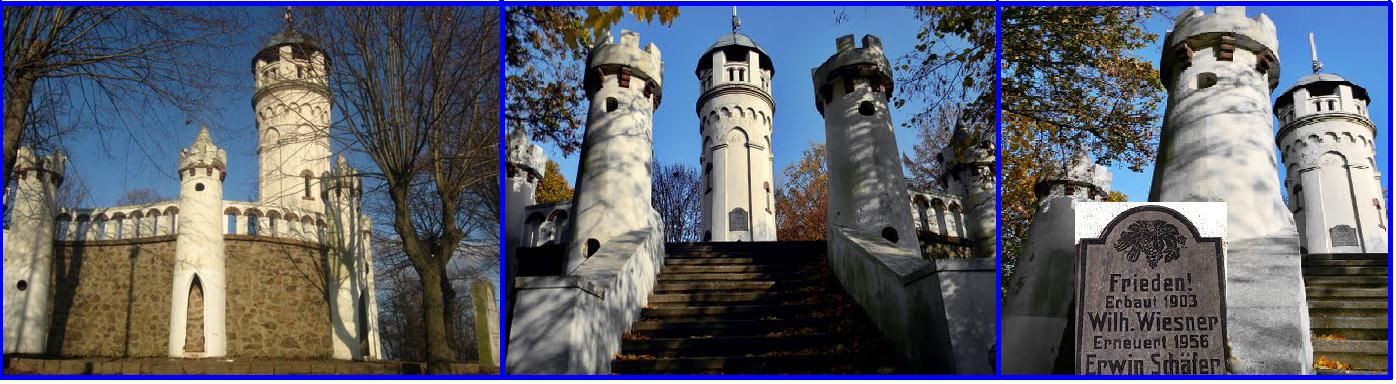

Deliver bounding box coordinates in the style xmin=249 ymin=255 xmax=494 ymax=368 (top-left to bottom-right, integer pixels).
xmin=585 ymin=30 xmax=664 ymax=108
xmin=179 ymin=127 xmax=228 ymax=181
xmin=12 ymin=147 xmax=66 ymax=186
xmin=811 ymin=34 xmax=894 ymax=115
xmin=506 ymin=128 xmax=548 ymax=182
xmin=1161 ymin=6 xmax=1280 ymax=90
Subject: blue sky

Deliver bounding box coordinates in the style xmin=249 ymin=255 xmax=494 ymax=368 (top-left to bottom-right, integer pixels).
xmin=533 ymin=6 xmax=939 ymax=186
xmin=1107 ymin=5 xmax=1391 ymax=201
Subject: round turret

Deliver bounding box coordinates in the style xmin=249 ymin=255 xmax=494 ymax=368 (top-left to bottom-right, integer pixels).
xmin=1034 ymin=153 xmax=1112 ymax=202
xmin=169 ymin=126 xmax=228 ymax=358
xmin=811 ymin=34 xmax=919 ymax=256
xmin=1150 ymin=6 xmax=1292 ymax=240
xmin=567 ymin=30 xmax=663 ymax=272
xmin=697 ymin=25 xmax=777 ymax=242
xmin=3 ymin=147 xmax=65 ymax=354
xmin=253 ymin=12 xmax=333 ymax=213
xmin=1275 ymin=71 xmax=1385 ymax=254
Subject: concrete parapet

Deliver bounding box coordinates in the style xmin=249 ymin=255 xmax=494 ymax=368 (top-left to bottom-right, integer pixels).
xmin=507 ymin=214 xmax=666 ymax=374
xmin=826 ymin=226 xmax=995 ymax=374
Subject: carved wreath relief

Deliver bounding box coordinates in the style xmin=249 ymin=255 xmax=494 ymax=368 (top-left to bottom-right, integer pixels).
xmin=1114 ymin=220 xmax=1187 ymax=269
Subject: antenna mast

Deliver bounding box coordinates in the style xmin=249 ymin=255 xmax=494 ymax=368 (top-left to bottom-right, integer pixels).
xmin=731 ymin=6 xmax=741 ymax=33
xmin=1308 ymin=32 xmax=1324 ymax=74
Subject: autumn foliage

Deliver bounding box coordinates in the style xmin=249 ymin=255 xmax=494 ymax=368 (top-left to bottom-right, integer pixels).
xmin=775 ymin=142 xmax=829 ymax=241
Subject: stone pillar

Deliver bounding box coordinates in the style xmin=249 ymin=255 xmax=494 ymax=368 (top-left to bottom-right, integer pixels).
xmin=565 ymin=30 xmax=664 ymax=272
xmin=1152 ymin=6 xmax=1311 ymax=374
xmin=472 ymin=280 xmax=500 ymax=370
xmin=169 ymin=127 xmax=228 ymax=358
xmin=1001 ymin=154 xmax=1111 ymax=374
xmin=812 ymin=34 xmax=920 ymax=256
xmin=3 ymin=147 xmax=64 ymax=354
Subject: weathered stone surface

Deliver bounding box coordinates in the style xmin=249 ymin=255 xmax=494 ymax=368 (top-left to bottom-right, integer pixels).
xmin=1074 ymin=205 xmax=1227 ymax=375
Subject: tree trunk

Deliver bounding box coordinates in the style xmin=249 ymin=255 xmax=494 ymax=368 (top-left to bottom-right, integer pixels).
xmin=4 ymin=72 xmax=36 ymax=187
xmin=417 ymin=262 xmax=454 ymax=374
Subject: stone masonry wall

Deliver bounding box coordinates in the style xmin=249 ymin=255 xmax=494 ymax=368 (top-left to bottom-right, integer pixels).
xmin=47 ymin=235 xmax=332 ymax=359
xmin=50 ymin=236 xmax=176 ymax=357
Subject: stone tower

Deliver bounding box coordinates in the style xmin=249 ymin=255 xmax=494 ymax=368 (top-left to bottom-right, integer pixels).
xmin=812 ymin=34 xmax=920 ymax=256
xmin=946 ymin=123 xmax=998 ymax=259
xmin=565 ymin=30 xmax=663 ymax=272
xmin=3 ymin=147 xmax=65 ymax=354
xmin=168 ymin=127 xmax=228 ymax=358
xmin=1275 ymin=35 xmax=1387 ymax=254
xmin=1152 ymin=6 xmax=1311 ymax=373
xmin=696 ymin=11 xmax=777 ymax=242
xmin=1001 ymin=153 xmax=1111 ymax=374
xmin=252 ymin=8 xmax=332 ymax=213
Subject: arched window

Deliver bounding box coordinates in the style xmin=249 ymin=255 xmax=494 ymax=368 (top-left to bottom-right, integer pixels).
xmin=2 ymin=181 xmax=14 ymax=230
xmin=247 ymin=214 xmax=260 ymax=236
xmin=56 ymin=215 xmax=71 ymax=240
xmin=705 ymin=163 xmax=713 ymax=194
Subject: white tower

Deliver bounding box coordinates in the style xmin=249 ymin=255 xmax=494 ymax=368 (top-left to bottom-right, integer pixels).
xmin=1152 ymin=7 xmax=1312 ymax=374
xmin=3 ymin=147 xmax=65 ymax=354
xmin=812 ymin=34 xmax=920 ymax=256
xmin=1275 ymin=34 xmax=1387 ymax=254
xmin=252 ymin=8 xmax=332 ymax=213
xmin=322 ymin=155 xmax=375 ymax=360
xmin=946 ymin=124 xmax=998 ymax=259
xmin=565 ymin=30 xmax=663 ymax=272
xmin=168 ymin=127 xmax=228 ymax=358
xmin=697 ymin=9 xmax=777 ymax=242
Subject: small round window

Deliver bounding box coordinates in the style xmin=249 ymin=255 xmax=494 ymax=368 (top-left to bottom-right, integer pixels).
xmin=16 ymin=280 xmax=27 ymax=291
xmin=859 ymin=101 xmax=877 ymax=116
xmin=195 ymin=183 xmax=205 ymax=192
xmin=606 ymin=97 xmax=619 ymax=113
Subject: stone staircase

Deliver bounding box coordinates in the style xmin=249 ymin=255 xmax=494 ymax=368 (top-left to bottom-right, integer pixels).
xmin=610 ymin=241 xmax=904 ymax=374
xmin=1302 ymin=253 xmax=1389 ymax=375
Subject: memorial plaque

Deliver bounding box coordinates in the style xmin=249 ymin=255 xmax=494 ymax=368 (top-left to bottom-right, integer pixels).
xmin=1330 ymin=225 xmax=1358 ymax=247
xmin=1076 ymin=206 xmax=1227 ymax=375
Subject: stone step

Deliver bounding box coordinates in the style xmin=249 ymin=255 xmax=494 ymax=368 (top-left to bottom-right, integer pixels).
xmin=1302 ymin=259 xmax=1388 ymax=267
xmin=664 ymin=254 xmax=823 ymax=265
xmin=1303 ymin=275 xmax=1389 ymax=287
xmin=641 ymin=303 xmax=824 ymax=319
xmin=1306 ymin=287 xmax=1388 ymax=299
xmin=657 ymin=272 xmax=812 ymax=282
xmin=1303 ymin=253 xmax=1389 ymax=261
xmin=620 ymin=334 xmax=835 ymax=358
xmin=628 ymin=318 xmax=834 ymax=338
xmin=650 ymin=291 xmax=815 ymax=305
xmin=1310 ymin=316 xmax=1389 ymax=330
xmin=0 ymin=356 xmax=491 ymax=375
xmin=654 ymin=280 xmax=830 ymax=293
xmin=662 ymin=264 xmax=801 ymax=274
xmin=1310 ymin=328 xmax=1390 ymax=342
xmin=1316 ymin=368 xmax=1388 ymax=375
xmin=1313 ymin=339 xmax=1388 ymax=355
xmin=611 ymin=353 xmax=873 ymax=374
xmin=1310 ymin=300 xmax=1389 ymax=310
xmin=1309 ymin=300 xmax=1389 ymax=318
xmin=664 ymin=257 xmax=759 ymax=266
xmin=1302 ymin=266 xmax=1388 ymax=276
xmin=666 ymin=241 xmax=826 ymax=251
xmin=1313 ymin=351 xmax=1389 ymax=372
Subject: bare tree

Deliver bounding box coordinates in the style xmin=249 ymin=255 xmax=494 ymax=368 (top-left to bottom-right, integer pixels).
xmin=114 ymin=188 xmax=165 ymax=206
xmin=4 ymin=7 xmax=246 ymax=194
xmin=651 ymin=161 xmax=702 ymax=242
xmin=300 ymin=7 xmax=498 ymax=373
